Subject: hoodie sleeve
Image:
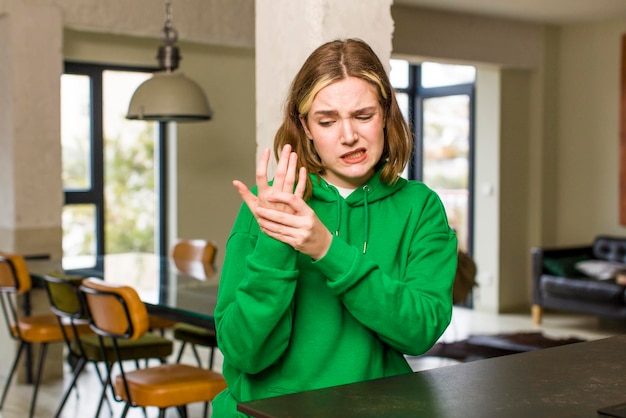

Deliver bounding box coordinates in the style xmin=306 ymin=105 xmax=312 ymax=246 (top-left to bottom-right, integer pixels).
xmin=313 ymin=189 xmax=458 ymax=356
xmin=214 ymin=203 xmax=300 ymax=374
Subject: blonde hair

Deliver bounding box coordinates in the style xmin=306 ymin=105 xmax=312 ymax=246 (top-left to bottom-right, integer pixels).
xmin=274 ymin=38 xmax=413 ymax=199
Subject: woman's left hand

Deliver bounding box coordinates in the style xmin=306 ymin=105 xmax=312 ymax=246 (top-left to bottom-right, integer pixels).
xmin=255 ymin=191 xmax=333 ymax=260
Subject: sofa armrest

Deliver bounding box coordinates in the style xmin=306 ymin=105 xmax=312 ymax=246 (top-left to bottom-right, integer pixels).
xmin=592 ymin=236 xmax=626 ymax=262
xmin=530 ymin=245 xmax=593 ymax=304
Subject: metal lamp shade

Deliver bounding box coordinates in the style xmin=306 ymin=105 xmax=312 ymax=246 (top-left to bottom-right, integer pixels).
xmin=126 ymin=71 xmax=213 ymax=122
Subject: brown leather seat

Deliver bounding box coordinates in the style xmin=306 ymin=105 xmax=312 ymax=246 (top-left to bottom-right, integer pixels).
xmin=0 ymin=252 xmax=92 ymax=418
xmin=80 ymin=277 xmax=227 ymax=418
xmin=114 ymin=363 xmax=224 ymax=408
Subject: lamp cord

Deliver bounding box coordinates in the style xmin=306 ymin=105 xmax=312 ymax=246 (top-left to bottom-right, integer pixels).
xmin=162 ymin=0 xmax=178 ymax=45
xmin=164 ymin=0 xmax=173 ymax=31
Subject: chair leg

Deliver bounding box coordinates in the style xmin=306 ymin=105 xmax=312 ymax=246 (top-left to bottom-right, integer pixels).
xmin=531 ymin=304 xmax=543 ymax=325
xmin=176 ymin=405 xmax=188 ymax=418
xmin=28 ymin=342 xmax=49 ymax=418
xmin=190 ymin=344 xmax=203 ymax=367
xmin=0 ymin=342 xmax=26 ymax=410
xmin=175 ymin=341 xmax=188 ymax=363
xmin=120 ymin=402 xmax=131 ymax=418
xmin=95 ymin=362 xmax=114 ymax=418
xmin=53 ymin=356 xmax=87 ymax=418
xmin=208 ymin=347 xmax=215 ymax=369
xmin=89 ymin=361 xmax=114 ymax=415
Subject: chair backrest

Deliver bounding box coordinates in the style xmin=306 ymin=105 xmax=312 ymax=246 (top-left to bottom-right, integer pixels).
xmin=0 ymin=252 xmax=33 ymax=340
xmin=80 ymin=278 xmax=149 ymax=340
xmin=43 ymin=274 xmax=93 ymax=357
xmin=171 ymin=239 xmax=217 ymax=265
xmin=44 ymin=274 xmax=88 ymax=321
xmin=0 ymin=252 xmax=32 ymax=294
xmin=171 ymin=239 xmax=217 ymax=278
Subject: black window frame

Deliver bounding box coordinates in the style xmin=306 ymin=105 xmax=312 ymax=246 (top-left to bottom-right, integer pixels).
xmin=62 ymin=62 xmax=168 ymax=258
xmin=394 ymin=63 xmax=476 ymax=255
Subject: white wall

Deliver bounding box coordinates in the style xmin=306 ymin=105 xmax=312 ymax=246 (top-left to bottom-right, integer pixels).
xmin=473 ymin=67 xmax=501 ymax=311
xmin=556 ymin=20 xmax=626 ymax=243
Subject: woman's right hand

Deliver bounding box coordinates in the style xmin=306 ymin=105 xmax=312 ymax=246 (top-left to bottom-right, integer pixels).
xmin=234 ymin=145 xmax=331 ymax=259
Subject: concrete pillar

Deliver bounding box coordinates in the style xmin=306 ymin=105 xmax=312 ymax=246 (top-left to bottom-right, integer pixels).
xmin=255 ymin=0 xmax=394 ymax=170
xmin=0 ymin=2 xmax=64 ymax=381
xmin=0 ymin=3 xmax=64 ymax=258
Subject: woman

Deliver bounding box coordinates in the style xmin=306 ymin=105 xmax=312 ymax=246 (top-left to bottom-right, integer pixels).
xmin=213 ymin=38 xmax=457 ymax=416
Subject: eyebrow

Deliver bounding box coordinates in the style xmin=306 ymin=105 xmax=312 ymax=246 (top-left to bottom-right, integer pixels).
xmin=311 ymin=106 xmax=379 ymax=117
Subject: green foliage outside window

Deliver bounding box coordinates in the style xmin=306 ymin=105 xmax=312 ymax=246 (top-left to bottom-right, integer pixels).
xmin=104 ymin=124 xmax=156 ymax=254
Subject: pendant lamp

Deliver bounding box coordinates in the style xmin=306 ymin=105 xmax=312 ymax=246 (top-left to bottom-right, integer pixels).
xmin=126 ymin=0 xmax=212 ymax=122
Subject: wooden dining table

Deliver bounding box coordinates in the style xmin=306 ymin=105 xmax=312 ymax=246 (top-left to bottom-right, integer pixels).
xmin=27 ymin=252 xmax=219 ymax=328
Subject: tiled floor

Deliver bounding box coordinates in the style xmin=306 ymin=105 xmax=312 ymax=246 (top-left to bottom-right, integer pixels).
xmin=0 ymin=307 xmax=623 ymax=418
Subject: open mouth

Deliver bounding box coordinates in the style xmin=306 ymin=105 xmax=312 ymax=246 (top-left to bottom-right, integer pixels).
xmin=341 ymin=149 xmax=366 ymax=162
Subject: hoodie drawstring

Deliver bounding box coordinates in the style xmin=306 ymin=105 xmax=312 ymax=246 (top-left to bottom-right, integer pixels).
xmin=332 ymin=188 xmax=342 ymax=237
xmin=362 ymin=185 xmax=370 ymax=254
xmin=327 ymin=180 xmax=370 ymax=254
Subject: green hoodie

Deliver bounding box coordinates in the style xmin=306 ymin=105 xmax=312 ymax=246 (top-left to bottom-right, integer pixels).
xmin=212 ymin=170 xmax=457 ymax=417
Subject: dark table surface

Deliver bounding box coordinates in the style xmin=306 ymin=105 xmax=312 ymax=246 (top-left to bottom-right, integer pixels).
xmin=27 ymin=253 xmax=219 ymax=328
xmin=238 ymin=334 xmax=626 ymax=418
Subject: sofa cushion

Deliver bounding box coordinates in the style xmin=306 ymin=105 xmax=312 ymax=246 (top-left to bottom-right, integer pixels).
xmin=541 ymin=275 xmax=625 ymax=305
xmin=542 ymin=254 xmax=589 ymax=277
xmin=575 ymin=260 xmax=626 ymax=280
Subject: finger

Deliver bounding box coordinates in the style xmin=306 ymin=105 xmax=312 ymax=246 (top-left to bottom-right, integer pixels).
xmin=259 ymin=193 xmax=307 ymax=218
xmin=256 ymin=149 xmax=272 ymax=195
xmin=282 ymin=151 xmax=298 ymax=193
xmin=256 ymin=212 xmax=297 ymax=236
xmin=273 ymin=144 xmax=292 ymax=191
xmin=294 ymin=167 xmax=307 ymax=198
xmin=233 ymin=180 xmax=258 ymax=212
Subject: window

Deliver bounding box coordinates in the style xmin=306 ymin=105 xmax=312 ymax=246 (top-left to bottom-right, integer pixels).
xmin=61 ymin=63 xmax=168 ymax=266
xmin=391 ymin=60 xmax=476 ymax=254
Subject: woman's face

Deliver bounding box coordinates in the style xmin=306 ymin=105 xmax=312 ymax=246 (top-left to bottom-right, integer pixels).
xmin=300 ymin=76 xmax=385 ymax=189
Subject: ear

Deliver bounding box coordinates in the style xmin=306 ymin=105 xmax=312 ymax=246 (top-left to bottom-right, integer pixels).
xmin=299 ymin=114 xmax=313 ymax=140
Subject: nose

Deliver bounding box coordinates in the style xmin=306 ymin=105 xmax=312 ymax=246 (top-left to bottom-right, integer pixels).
xmin=340 ymin=120 xmax=358 ymax=144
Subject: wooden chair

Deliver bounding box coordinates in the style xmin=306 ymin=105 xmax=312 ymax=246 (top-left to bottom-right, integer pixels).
xmin=0 ymin=252 xmax=91 ymax=418
xmin=171 ymin=238 xmax=217 ymax=266
xmin=43 ymin=273 xmax=173 ymax=418
xmin=147 ymin=239 xmax=217 ymax=335
xmin=170 ymin=239 xmax=219 ymax=369
xmin=80 ymin=277 xmax=226 ymax=418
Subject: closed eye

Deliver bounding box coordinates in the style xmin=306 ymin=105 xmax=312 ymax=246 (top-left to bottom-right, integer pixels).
xmin=354 ymin=106 xmax=379 ymax=121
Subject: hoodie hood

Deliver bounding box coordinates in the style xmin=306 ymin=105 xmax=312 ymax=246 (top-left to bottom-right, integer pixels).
xmin=310 ymin=169 xmax=407 ymax=254
xmin=310 ymin=169 xmax=406 ymax=205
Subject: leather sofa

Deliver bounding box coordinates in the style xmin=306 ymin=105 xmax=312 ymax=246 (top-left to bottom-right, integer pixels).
xmin=531 ymin=235 xmax=626 ymax=324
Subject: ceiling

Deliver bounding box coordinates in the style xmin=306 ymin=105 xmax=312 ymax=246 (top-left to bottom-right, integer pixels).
xmin=394 ymin=0 xmax=626 ymax=24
